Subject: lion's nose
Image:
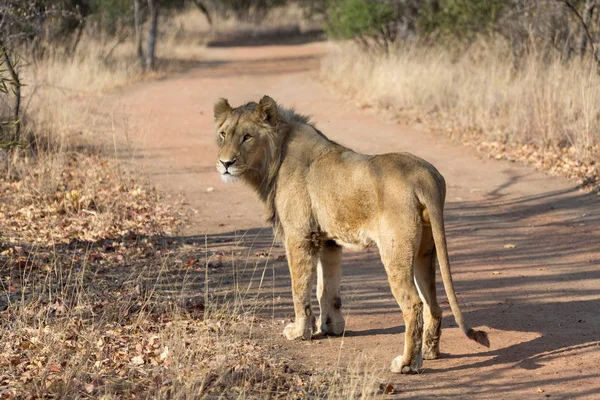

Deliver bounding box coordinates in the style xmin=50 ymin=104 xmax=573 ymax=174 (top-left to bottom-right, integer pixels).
xmin=220 ymin=158 xmax=236 ymax=169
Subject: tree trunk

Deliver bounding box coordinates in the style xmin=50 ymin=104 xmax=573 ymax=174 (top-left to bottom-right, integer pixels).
xmin=0 ymin=43 xmax=21 ymax=141
xmin=146 ymin=0 xmax=158 ymax=70
xmin=596 ymin=15 xmax=600 ymax=61
xmin=563 ymin=3 xmax=574 ymax=62
xmin=134 ymin=0 xmax=145 ymax=69
xmin=578 ymin=0 xmax=596 ymax=57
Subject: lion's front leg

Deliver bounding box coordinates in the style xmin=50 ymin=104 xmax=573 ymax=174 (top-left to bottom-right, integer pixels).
xmin=316 ymin=240 xmax=345 ymax=336
xmin=283 ymin=237 xmax=317 ymax=340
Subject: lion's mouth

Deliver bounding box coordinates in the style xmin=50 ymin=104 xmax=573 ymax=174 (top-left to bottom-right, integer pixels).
xmin=220 ymin=171 xmax=240 ymax=183
xmin=220 ymin=168 xmax=240 ymax=176
xmin=217 ymin=164 xmax=242 ymax=183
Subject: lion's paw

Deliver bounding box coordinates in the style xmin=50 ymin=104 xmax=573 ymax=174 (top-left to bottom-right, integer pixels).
xmin=317 ymin=312 xmax=346 ymax=336
xmin=283 ymin=317 xmax=314 ymax=340
xmin=422 ymin=347 xmax=439 ymax=360
xmin=390 ymin=354 xmax=422 ymax=374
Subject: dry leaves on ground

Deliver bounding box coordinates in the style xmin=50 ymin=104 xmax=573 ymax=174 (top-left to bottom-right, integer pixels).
xmin=0 ymin=154 xmax=344 ymax=399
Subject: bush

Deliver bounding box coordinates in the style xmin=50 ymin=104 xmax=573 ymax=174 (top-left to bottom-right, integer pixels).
xmin=419 ymin=0 xmax=506 ymax=39
xmin=418 ymin=0 xmax=506 ymax=41
xmin=326 ymin=0 xmax=394 ymax=40
xmin=89 ymin=0 xmax=134 ymax=34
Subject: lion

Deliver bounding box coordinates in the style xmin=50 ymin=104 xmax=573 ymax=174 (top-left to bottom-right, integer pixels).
xmin=213 ymin=95 xmax=489 ymax=373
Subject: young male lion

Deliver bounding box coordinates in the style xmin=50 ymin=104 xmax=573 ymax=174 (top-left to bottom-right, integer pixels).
xmin=213 ymin=95 xmax=489 ymax=373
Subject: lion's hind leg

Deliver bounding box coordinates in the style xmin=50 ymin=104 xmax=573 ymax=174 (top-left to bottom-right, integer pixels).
xmin=415 ymin=226 xmax=442 ymax=360
xmin=316 ymin=240 xmax=345 ymax=336
xmin=379 ymin=226 xmax=424 ymax=374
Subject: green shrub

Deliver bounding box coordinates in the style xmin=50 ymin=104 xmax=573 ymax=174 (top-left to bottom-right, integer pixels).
xmin=418 ymin=0 xmax=506 ymax=41
xmin=326 ymin=0 xmax=394 ymax=40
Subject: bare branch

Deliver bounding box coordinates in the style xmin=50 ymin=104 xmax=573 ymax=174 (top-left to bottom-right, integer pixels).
xmin=192 ymin=0 xmax=212 ymax=26
xmin=560 ymin=0 xmax=600 ymax=70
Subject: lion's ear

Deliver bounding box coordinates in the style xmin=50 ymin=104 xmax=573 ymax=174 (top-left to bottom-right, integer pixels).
xmin=256 ymin=95 xmax=278 ymax=124
xmin=214 ymin=98 xmax=232 ymax=120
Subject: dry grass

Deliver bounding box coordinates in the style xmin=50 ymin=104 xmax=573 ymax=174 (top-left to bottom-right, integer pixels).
xmin=321 ymin=41 xmax=600 ymax=165
xmin=0 ymin=158 xmax=384 ymax=397
xmin=0 ymin=7 xmax=387 ymax=399
xmin=0 ymin=157 xmax=303 ymax=398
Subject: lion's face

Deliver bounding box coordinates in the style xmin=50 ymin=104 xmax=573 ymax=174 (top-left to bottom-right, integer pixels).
xmin=213 ymin=97 xmax=277 ymax=183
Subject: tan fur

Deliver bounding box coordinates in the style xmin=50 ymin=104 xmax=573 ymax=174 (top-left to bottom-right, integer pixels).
xmin=214 ymin=96 xmax=489 ymax=373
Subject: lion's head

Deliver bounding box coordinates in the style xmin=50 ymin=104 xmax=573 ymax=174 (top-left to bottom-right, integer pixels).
xmin=213 ymin=96 xmax=281 ymax=185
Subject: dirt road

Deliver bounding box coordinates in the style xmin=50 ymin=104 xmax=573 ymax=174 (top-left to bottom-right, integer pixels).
xmin=109 ymin=39 xmax=600 ymax=398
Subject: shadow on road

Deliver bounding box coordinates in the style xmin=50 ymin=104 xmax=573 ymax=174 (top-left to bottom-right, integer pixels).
xmin=4 ymin=175 xmax=598 ymax=394
xmin=128 ymin=181 xmax=599 ymax=381
xmin=206 ymin=28 xmax=325 ymax=48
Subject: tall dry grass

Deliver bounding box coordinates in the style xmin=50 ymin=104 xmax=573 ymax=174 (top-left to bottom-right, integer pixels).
xmin=321 ymin=41 xmax=600 ymax=162
xmin=19 ymin=4 xmax=320 ymax=157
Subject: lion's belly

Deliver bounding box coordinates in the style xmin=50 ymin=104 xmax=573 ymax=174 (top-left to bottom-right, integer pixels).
xmin=308 ymin=162 xmax=379 ymax=250
xmin=320 ymin=218 xmax=376 ymax=251
xmin=330 ymin=233 xmax=375 ymax=251
xmin=313 ymin=199 xmax=377 ymax=251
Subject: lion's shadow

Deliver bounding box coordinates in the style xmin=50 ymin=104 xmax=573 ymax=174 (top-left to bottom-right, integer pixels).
xmin=159 ymin=184 xmax=600 ymax=381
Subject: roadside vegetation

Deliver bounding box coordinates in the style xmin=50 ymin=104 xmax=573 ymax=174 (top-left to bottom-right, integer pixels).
xmin=3 ymin=0 xmax=598 ymax=398
xmin=0 ymin=1 xmax=345 ymax=398
xmin=321 ymin=0 xmax=600 ymax=194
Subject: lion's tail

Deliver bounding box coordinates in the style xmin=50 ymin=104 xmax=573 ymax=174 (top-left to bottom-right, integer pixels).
xmin=422 ymin=191 xmax=490 ymax=348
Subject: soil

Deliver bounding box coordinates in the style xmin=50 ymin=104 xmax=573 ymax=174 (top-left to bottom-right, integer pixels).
xmin=107 ymin=40 xmax=600 ymax=399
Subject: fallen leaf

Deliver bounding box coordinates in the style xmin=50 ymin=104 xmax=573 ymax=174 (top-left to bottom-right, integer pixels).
xmin=536 ymin=388 xmax=545 ymax=393
xmin=492 ymin=271 xmax=502 ymax=275
xmin=87 ymin=252 xmax=103 ymax=262
xmin=131 ymin=355 xmax=144 ymax=365
xmin=503 ymin=244 xmax=516 ymax=249
xmin=160 ymin=346 xmax=169 ymax=360
xmin=380 ymin=383 xmax=397 ymax=394
xmin=48 ymin=364 xmax=61 ymax=373
xmin=184 ymin=257 xmax=196 ymax=268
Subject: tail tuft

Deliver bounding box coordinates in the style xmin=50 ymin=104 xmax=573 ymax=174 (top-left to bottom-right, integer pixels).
xmin=467 ymin=329 xmax=490 ymax=348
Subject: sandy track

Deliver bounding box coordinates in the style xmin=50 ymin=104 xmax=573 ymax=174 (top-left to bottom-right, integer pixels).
xmin=109 ymin=40 xmax=600 ymax=399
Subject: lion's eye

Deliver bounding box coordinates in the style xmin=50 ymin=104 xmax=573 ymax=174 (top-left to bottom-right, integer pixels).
xmin=243 ymin=134 xmax=252 ymax=142
xmin=219 ymin=131 xmax=226 ymax=140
